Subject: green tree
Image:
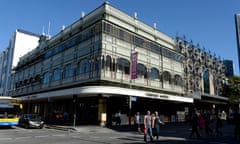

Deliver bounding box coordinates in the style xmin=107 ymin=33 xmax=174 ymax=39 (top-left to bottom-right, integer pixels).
xmin=226 ymin=76 xmax=240 ymax=108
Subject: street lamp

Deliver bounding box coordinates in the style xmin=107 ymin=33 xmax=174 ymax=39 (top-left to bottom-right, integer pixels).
xmin=73 ymin=95 xmax=77 ymax=128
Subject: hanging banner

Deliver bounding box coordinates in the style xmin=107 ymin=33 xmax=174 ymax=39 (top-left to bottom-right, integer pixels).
xmin=131 ymin=51 xmax=138 ymax=79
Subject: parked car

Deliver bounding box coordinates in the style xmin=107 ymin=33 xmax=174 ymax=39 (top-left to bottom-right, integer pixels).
xmin=19 ymin=114 xmax=44 ymax=129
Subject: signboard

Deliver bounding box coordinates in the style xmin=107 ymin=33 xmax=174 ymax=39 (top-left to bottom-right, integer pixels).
xmin=131 ymin=96 xmax=137 ymax=102
xmin=131 ymin=51 xmax=138 ymax=79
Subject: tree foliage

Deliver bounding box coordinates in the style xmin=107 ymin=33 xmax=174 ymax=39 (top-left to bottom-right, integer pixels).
xmin=226 ymin=76 xmax=240 ymax=106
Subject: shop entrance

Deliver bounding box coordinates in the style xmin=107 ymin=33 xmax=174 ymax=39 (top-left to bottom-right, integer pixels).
xmin=76 ymin=97 xmax=99 ymax=125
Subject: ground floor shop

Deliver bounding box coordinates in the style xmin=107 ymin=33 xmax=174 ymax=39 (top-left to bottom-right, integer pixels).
xmin=18 ymin=86 xmax=229 ymax=126
xmin=21 ymin=96 xmax=193 ymax=126
xmin=194 ymin=95 xmax=229 ymax=120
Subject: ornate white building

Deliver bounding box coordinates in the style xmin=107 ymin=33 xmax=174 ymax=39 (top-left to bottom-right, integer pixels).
xmin=176 ymin=36 xmax=228 ymax=110
xmin=9 ymin=2 xmax=228 ymax=125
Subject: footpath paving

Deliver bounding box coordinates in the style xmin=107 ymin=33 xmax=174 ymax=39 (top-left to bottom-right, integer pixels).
xmin=45 ymin=121 xmax=239 ymax=144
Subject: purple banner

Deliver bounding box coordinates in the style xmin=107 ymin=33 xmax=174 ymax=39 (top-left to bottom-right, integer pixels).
xmin=131 ymin=51 xmax=138 ymax=79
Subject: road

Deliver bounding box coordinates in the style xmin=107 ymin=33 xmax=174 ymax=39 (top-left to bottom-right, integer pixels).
xmin=0 ymin=126 xmax=144 ymax=144
xmin=0 ymin=121 xmax=239 ymax=144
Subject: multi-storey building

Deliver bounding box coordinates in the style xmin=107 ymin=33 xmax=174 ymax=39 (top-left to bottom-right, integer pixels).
xmin=10 ymin=2 xmax=194 ymax=125
xmin=176 ymin=36 xmax=228 ymax=111
xmin=0 ymin=29 xmax=40 ymax=96
xmin=10 ymin=2 xmax=229 ymax=125
xmin=223 ymin=60 xmax=234 ymax=77
xmin=235 ymin=13 xmax=240 ymax=73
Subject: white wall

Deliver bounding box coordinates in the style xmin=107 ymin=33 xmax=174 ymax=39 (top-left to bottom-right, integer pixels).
xmin=12 ymin=31 xmax=39 ymax=68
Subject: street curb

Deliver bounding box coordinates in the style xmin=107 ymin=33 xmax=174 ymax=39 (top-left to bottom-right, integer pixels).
xmin=44 ymin=124 xmax=76 ymax=132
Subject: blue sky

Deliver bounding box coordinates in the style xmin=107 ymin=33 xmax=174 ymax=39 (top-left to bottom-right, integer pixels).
xmin=1 ymin=0 xmax=240 ymax=75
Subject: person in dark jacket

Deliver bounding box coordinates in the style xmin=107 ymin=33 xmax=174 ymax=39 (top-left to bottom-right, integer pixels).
xmin=215 ymin=114 xmax=223 ymax=136
xmin=152 ymin=111 xmax=164 ymax=141
xmin=204 ymin=110 xmax=213 ymax=136
xmin=189 ymin=111 xmax=201 ymax=139
xmin=234 ymin=111 xmax=240 ymax=140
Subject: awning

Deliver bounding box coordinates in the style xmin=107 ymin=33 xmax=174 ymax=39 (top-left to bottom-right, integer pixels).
xmin=201 ymin=93 xmax=229 ymax=101
xmin=19 ymin=86 xmax=193 ymax=103
xmin=197 ymin=99 xmax=228 ymax=105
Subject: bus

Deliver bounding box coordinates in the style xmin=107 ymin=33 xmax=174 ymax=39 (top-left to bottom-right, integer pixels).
xmin=0 ymin=96 xmax=21 ymax=127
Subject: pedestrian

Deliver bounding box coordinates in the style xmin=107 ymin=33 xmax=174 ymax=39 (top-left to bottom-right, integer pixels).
xmin=151 ymin=113 xmax=156 ymax=138
xmin=234 ymin=110 xmax=240 ymax=140
xmin=63 ymin=111 xmax=69 ymax=123
xmin=144 ymin=110 xmax=153 ymax=142
xmin=152 ymin=111 xmax=164 ymax=142
xmin=215 ymin=114 xmax=223 ymax=136
xmin=115 ymin=110 xmax=121 ymax=126
xmin=204 ymin=110 xmax=213 ymax=136
xmin=198 ymin=111 xmax=206 ymax=137
xmin=134 ymin=112 xmax=141 ymax=133
xmin=189 ymin=111 xmax=201 ymax=139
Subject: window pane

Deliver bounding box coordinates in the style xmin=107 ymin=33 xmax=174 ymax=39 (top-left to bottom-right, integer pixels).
xmin=53 ymin=68 xmax=61 ymax=81
xmin=64 ymin=64 xmax=73 ymax=78
xmin=151 ymin=68 xmax=159 ymax=79
xmin=203 ymin=70 xmax=210 ymax=93
xmin=43 ymin=72 xmax=50 ymax=83
xmin=79 ymin=59 xmax=90 ymax=74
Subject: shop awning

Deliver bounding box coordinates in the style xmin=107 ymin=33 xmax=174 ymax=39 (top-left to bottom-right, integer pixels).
xmin=19 ymin=86 xmax=194 ymax=103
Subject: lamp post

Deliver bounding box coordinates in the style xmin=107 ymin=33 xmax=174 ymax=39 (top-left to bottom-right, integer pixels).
xmin=73 ymin=95 xmax=77 ymax=128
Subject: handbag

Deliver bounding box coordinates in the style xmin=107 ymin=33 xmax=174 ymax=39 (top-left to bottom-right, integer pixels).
xmin=144 ymin=128 xmax=147 ymax=135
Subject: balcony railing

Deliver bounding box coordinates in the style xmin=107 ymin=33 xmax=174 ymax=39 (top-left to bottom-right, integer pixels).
xmin=12 ymin=69 xmax=183 ymax=96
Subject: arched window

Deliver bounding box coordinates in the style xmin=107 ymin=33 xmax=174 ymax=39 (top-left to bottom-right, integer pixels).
xmin=94 ymin=57 xmax=100 ymax=71
xmin=117 ymin=58 xmax=130 ymax=74
xmin=76 ymin=58 xmax=90 ymax=75
xmin=42 ymin=72 xmax=50 ymax=84
xmin=101 ymin=56 xmax=105 ymax=70
xmin=63 ymin=63 xmax=73 ymax=78
xmin=163 ymin=71 xmax=171 ymax=83
xmin=150 ymin=68 xmax=160 ymax=80
xmin=106 ymin=55 xmax=112 ymax=70
xmin=137 ymin=63 xmax=147 ymax=78
xmin=203 ymin=70 xmax=210 ymax=93
xmin=174 ymin=74 xmax=183 ymax=86
xmin=53 ymin=68 xmax=61 ymax=81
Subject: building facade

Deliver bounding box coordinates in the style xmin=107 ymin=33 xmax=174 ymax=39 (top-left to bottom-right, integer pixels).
xmin=176 ymin=36 xmax=228 ymax=112
xmin=235 ymin=13 xmax=240 ymax=74
xmin=10 ymin=3 xmax=194 ymax=125
xmin=10 ymin=3 xmax=228 ymax=125
xmin=0 ymin=29 xmax=40 ymax=96
xmin=223 ymin=60 xmax=234 ymax=77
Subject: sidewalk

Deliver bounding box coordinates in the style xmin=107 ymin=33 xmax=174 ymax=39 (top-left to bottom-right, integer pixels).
xmin=45 ymin=121 xmax=240 ymax=144
xmin=45 ymin=121 xmax=237 ymax=143
xmin=45 ymin=121 xmax=235 ymax=133
xmin=45 ymin=124 xmax=116 ymax=133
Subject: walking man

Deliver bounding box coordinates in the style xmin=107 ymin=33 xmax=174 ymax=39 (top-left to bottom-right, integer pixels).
xmin=189 ymin=111 xmax=201 ymax=139
xmin=134 ymin=112 xmax=141 ymax=133
xmin=144 ymin=110 xmax=153 ymax=142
